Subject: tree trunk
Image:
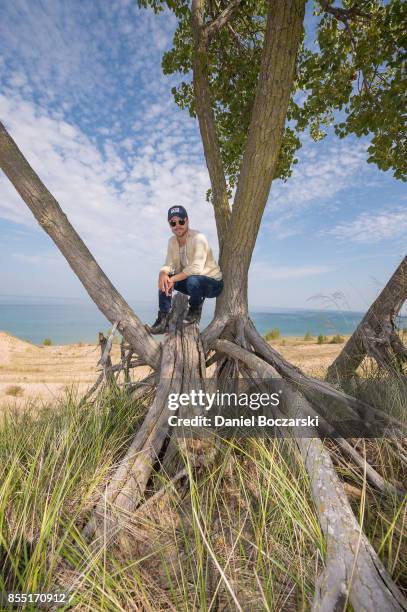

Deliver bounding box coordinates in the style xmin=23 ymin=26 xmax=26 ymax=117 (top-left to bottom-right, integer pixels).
xmin=0 ymin=121 xmax=160 ymax=369
xmin=217 ymin=0 xmax=305 ymax=316
xmin=327 ymin=256 xmax=407 ymax=382
xmin=190 ymin=0 xmax=306 ymax=318
xmin=191 ymin=0 xmax=232 ymax=251
xmin=82 ymin=293 xmax=206 ymax=546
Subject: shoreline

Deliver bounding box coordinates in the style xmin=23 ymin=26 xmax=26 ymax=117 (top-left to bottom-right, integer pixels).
xmin=0 ymin=330 xmax=351 ymax=408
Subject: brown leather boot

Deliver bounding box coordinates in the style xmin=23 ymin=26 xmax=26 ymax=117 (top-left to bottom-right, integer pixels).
xmin=183 ymin=303 xmax=203 ymax=325
xmin=147 ymin=311 xmax=170 ymax=334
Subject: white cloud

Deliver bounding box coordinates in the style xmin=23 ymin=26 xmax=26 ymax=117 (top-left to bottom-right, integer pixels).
xmin=0 ymin=91 xmax=217 ymax=277
xmin=12 ymin=253 xmax=59 ymax=265
xmin=326 ymin=206 xmax=407 ymax=244
xmin=0 ymin=1 xmax=175 ymax=119
xmin=250 ymin=262 xmax=332 ymax=281
xmin=267 ymin=139 xmax=370 ymax=232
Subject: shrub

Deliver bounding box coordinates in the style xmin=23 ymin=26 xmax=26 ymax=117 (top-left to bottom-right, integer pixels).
xmin=317 ymin=334 xmax=327 ymax=344
xmin=304 ymin=332 xmax=312 ymax=341
xmin=43 ymin=338 xmax=52 ymax=346
xmin=264 ymin=328 xmax=281 ymax=341
xmin=402 ymin=327 xmax=407 ymax=335
xmin=5 ymin=385 xmax=24 ymax=397
xmin=330 ymin=334 xmax=345 ymax=344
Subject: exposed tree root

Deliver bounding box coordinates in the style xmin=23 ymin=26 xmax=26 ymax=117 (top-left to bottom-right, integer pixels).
xmin=82 ymin=333 xmax=183 ymax=544
xmin=213 ymin=333 xmax=407 ymax=611
xmin=245 ymin=319 xmax=406 ymax=433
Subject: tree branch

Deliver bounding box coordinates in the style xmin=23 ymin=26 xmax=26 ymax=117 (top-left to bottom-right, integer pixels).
xmin=319 ymin=0 xmax=381 ymax=109
xmin=205 ymin=0 xmax=243 ymax=40
xmin=327 ymin=256 xmax=407 ymax=382
xmin=191 ymin=0 xmax=231 ymax=251
xmin=0 ymin=121 xmax=161 ymax=369
xmin=319 ymin=0 xmax=371 ymax=22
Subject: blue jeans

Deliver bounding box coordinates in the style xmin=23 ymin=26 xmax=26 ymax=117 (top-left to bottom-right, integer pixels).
xmin=159 ymin=275 xmax=224 ymax=313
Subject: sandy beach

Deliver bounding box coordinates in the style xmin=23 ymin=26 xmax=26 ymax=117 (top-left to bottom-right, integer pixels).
xmin=0 ymin=330 xmax=350 ymax=408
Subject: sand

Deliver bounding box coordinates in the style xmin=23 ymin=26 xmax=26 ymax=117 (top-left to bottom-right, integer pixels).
xmin=0 ymin=330 xmax=349 ymax=407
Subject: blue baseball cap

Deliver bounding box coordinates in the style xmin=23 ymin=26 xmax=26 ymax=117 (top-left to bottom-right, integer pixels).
xmin=168 ymin=205 xmax=188 ymax=221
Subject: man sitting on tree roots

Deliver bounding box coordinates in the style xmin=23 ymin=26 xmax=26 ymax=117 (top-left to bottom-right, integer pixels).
xmin=148 ymin=205 xmax=223 ymax=333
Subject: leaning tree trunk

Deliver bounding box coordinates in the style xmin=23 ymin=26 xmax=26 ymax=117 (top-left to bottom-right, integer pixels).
xmin=327 ymin=255 xmax=407 ymax=382
xmin=0 ymin=122 xmax=161 ymax=370
xmin=1 ymin=0 xmax=407 ymax=607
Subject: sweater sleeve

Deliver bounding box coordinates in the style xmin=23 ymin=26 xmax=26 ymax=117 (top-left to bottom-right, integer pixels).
xmin=159 ymin=238 xmax=175 ymax=274
xmin=182 ymin=233 xmax=208 ymax=276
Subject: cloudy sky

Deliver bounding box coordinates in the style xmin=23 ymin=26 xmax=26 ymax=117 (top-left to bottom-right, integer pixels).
xmin=0 ymin=0 xmax=406 ymax=312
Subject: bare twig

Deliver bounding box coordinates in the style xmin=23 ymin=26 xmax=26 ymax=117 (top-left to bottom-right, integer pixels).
xmin=98 ymin=321 xmax=119 ymax=367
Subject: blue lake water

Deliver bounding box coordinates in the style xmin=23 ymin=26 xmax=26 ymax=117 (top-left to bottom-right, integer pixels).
xmin=0 ymin=297 xmax=406 ymax=345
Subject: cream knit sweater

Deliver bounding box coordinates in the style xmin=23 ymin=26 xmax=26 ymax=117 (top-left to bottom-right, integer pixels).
xmin=160 ymin=229 xmax=222 ymax=280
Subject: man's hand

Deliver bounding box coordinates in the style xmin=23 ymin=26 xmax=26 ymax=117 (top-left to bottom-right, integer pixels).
xmin=158 ymin=271 xmax=174 ymax=296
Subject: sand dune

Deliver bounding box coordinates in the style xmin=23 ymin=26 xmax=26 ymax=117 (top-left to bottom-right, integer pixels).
xmin=0 ymin=330 xmax=348 ymax=407
xmin=0 ymin=331 xmax=121 ymax=407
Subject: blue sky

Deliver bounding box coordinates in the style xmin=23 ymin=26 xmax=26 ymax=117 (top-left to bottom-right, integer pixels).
xmin=0 ymin=0 xmax=406 ymax=313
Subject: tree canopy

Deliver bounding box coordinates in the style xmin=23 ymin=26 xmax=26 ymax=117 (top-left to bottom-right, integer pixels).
xmin=138 ymin=0 xmax=406 ymax=195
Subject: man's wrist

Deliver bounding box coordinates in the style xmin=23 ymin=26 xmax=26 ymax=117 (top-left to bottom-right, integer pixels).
xmin=171 ymin=272 xmax=187 ymax=283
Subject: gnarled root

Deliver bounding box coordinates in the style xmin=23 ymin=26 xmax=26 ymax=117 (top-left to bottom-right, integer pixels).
xmin=245 ymin=320 xmax=406 ymax=434
xmin=51 ymin=310 xmax=407 ymax=610
xmin=213 ymin=333 xmax=407 ymax=611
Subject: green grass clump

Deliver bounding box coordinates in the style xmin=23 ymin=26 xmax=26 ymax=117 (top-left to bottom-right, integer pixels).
xmin=329 ymin=334 xmax=344 ymax=344
xmin=0 ymin=375 xmax=405 ymax=610
xmin=0 ymin=389 xmax=325 ymax=609
xmin=317 ymin=334 xmax=328 ymax=344
xmin=304 ymin=332 xmax=313 ymax=341
xmin=43 ymin=338 xmax=52 ymax=346
xmin=264 ymin=328 xmax=281 ymax=341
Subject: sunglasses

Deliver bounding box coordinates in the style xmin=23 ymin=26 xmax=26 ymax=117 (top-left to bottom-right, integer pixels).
xmin=169 ymin=219 xmax=186 ymax=227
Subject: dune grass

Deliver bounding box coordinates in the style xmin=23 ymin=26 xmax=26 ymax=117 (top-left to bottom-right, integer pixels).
xmin=0 ymin=377 xmax=405 ymax=610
